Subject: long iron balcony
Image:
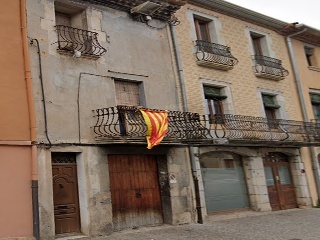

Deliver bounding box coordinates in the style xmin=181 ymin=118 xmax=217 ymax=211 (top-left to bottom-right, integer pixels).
xmin=92 ymin=106 xmax=320 ymax=146
xmin=195 ymin=40 xmax=238 ymax=70
xmin=93 ymin=106 xmax=205 ymax=144
xmin=253 ymin=55 xmax=289 ymax=80
xmin=56 ymin=25 xmax=107 ymax=57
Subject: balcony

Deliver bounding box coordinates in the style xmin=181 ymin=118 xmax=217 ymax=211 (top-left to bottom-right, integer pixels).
xmin=56 ymin=25 xmax=107 ymax=58
xmin=200 ymin=114 xmax=320 ymax=146
xmin=253 ymin=55 xmax=289 ymax=80
xmin=195 ymin=40 xmax=238 ymax=70
xmin=93 ymin=106 xmax=207 ymax=144
xmin=92 ymin=106 xmax=320 ymax=147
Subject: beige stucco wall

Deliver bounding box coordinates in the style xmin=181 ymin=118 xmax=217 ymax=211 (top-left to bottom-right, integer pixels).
xmin=174 ymin=4 xmax=302 ymax=120
xmin=0 ymin=146 xmax=33 ymax=239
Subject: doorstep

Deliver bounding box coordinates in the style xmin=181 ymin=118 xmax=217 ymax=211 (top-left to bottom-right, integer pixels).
xmin=55 ymin=234 xmax=88 ymax=240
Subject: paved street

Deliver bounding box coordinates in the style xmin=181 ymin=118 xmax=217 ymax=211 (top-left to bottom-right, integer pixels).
xmin=67 ymin=208 xmax=320 ymax=240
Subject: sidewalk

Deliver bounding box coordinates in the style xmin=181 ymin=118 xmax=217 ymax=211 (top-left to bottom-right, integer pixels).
xmin=59 ymin=208 xmax=320 ymax=240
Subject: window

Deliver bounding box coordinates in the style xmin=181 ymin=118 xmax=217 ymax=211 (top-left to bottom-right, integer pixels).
xmin=305 ymin=47 xmax=317 ymax=67
xmin=204 ymin=86 xmax=227 ymax=123
xmin=115 ymin=80 xmax=141 ymax=106
xmin=55 ymin=2 xmax=87 ymax=29
xmin=115 ymin=80 xmax=143 ymax=135
xmin=194 ymin=18 xmax=211 ymax=42
xmin=251 ymin=33 xmax=264 ymax=55
xmin=262 ymin=94 xmax=280 ymax=128
xmin=310 ymin=93 xmax=320 ymax=120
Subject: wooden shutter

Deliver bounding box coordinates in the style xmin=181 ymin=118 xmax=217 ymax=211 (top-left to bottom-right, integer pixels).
xmin=115 ymin=80 xmax=140 ymax=106
xmin=203 ymin=86 xmax=227 ymax=100
xmin=262 ymin=94 xmax=280 ymax=109
xmin=194 ymin=19 xmax=211 ymax=42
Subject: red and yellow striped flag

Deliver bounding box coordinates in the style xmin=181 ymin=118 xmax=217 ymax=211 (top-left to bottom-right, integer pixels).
xmin=139 ymin=109 xmax=168 ymax=149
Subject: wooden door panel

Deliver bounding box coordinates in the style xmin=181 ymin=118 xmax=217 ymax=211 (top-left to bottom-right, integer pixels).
xmin=281 ymin=185 xmax=297 ymax=209
xmin=263 ymin=153 xmax=297 ymax=211
xmin=52 ymin=163 xmax=80 ymax=234
xmin=267 ymin=186 xmax=281 ymax=211
xmin=109 ymin=155 xmax=163 ymax=231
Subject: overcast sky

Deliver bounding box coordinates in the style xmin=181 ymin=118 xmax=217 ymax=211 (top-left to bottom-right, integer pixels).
xmin=224 ymin=0 xmax=320 ymax=29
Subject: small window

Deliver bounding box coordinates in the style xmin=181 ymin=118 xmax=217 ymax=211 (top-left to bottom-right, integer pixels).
xmin=54 ymin=2 xmax=87 ymax=29
xmin=114 ymin=80 xmax=143 ymax=136
xmin=251 ymin=33 xmax=264 ymax=55
xmin=194 ymin=18 xmax=211 ymax=42
xmin=204 ymin=86 xmax=227 ymax=123
xmin=115 ymin=80 xmax=141 ymax=106
xmin=310 ymin=93 xmax=320 ymax=120
xmin=262 ymin=94 xmax=280 ymax=128
xmin=305 ymin=47 xmax=316 ymax=67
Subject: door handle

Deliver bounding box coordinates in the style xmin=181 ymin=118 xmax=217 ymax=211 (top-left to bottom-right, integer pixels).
xmin=275 ymin=175 xmax=280 ymax=181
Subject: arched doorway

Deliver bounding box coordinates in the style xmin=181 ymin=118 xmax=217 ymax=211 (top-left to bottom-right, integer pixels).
xmin=263 ymin=152 xmax=297 ymax=210
xmin=200 ymin=152 xmax=249 ymax=213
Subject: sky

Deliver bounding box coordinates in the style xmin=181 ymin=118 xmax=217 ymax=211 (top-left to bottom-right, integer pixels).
xmin=224 ymin=0 xmax=320 ymax=29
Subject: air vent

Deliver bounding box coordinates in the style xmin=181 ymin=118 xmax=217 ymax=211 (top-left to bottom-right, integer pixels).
xmin=130 ymin=1 xmax=162 ymax=15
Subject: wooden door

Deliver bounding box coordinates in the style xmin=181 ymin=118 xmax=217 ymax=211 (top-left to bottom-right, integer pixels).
xmin=52 ymin=153 xmax=80 ymax=234
xmin=263 ymin=153 xmax=297 ymax=211
xmin=108 ymin=155 xmax=163 ymax=231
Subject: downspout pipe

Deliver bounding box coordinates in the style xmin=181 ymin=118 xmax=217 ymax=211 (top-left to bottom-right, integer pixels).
xmin=286 ymin=27 xmax=308 ymax=120
xmin=20 ymin=0 xmax=40 ymax=239
xmin=286 ymin=27 xmax=320 ymax=200
xmin=169 ymin=24 xmax=203 ymax=223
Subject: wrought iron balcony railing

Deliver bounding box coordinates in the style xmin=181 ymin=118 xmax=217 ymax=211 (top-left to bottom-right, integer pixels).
xmin=56 ymin=25 xmax=107 ymax=57
xmin=195 ymin=40 xmax=238 ymax=70
xmin=92 ymin=106 xmax=320 ymax=146
xmin=201 ymin=114 xmax=320 ymax=145
xmin=93 ymin=106 xmax=207 ymax=143
xmin=253 ymin=55 xmax=289 ymax=80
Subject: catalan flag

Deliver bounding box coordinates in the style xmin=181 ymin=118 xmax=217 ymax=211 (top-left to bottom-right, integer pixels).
xmin=139 ymin=109 xmax=168 ymax=149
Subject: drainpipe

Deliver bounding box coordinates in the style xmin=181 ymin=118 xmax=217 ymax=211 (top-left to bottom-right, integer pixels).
xmin=286 ymin=27 xmax=320 ymax=200
xmin=169 ymin=24 xmax=203 ymax=223
xmin=20 ymin=0 xmax=40 ymax=239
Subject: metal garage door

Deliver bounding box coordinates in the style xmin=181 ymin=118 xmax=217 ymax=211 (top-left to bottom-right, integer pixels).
xmin=200 ymin=152 xmax=249 ymax=213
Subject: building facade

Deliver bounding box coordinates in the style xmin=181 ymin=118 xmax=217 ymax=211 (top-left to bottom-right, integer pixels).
xmin=0 ymin=0 xmax=36 ymax=239
xmin=173 ymin=0 xmax=320 ymax=219
xmin=26 ymin=0 xmax=197 ymax=239
xmin=279 ymin=23 xmax=320 ymax=206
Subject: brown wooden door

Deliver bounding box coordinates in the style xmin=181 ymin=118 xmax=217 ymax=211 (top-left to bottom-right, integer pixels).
xmin=52 ymin=153 xmax=80 ymax=234
xmin=108 ymin=155 xmax=163 ymax=231
xmin=263 ymin=153 xmax=297 ymax=211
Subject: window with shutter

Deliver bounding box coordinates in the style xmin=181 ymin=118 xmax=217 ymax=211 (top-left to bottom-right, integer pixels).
xmin=310 ymin=93 xmax=320 ymax=120
xmin=194 ymin=18 xmax=211 ymax=42
xmin=262 ymin=94 xmax=279 ymax=128
xmin=204 ymin=86 xmax=226 ymax=124
xmin=304 ymin=47 xmax=316 ymax=67
xmin=115 ymin=80 xmax=141 ymax=106
xmin=114 ymin=80 xmax=142 ymax=135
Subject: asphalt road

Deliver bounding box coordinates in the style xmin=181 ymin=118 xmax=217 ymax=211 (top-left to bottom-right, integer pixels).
xmin=71 ymin=208 xmax=320 ymax=240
